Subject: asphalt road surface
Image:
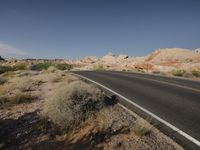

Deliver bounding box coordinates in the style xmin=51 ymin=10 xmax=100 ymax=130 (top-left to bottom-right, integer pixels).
xmin=73 ymin=71 xmax=200 ymax=149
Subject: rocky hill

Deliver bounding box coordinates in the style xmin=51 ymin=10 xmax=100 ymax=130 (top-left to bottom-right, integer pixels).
xmin=74 ymin=48 xmax=200 ymax=73
xmin=145 ymin=48 xmax=200 ymax=64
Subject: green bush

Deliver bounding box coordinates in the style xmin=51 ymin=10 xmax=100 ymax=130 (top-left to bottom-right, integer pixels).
xmin=42 ymin=80 xmax=104 ymax=131
xmin=192 ymin=70 xmax=200 ymax=77
xmin=0 ymin=64 xmax=27 ymax=74
xmin=134 ymin=125 xmax=150 ymax=137
xmin=55 ymin=63 xmax=72 ymax=71
xmin=30 ymin=63 xmax=72 ymax=71
xmin=172 ymin=69 xmax=186 ymax=77
xmin=0 ymin=65 xmax=15 ymax=74
xmin=13 ymin=63 xmax=26 ymax=70
xmin=30 ymin=63 xmax=52 ymax=71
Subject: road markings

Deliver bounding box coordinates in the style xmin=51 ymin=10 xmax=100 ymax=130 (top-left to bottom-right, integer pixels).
xmin=73 ymin=73 xmax=200 ymax=147
xmin=107 ymin=72 xmax=200 ymax=93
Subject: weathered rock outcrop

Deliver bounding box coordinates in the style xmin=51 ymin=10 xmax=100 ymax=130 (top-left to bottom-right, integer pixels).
xmin=101 ymin=52 xmax=116 ymax=64
xmin=81 ymin=56 xmax=98 ymax=64
xmin=145 ymin=48 xmax=200 ymax=64
xmin=74 ymin=48 xmax=200 ymax=73
xmin=117 ymin=54 xmax=129 ymax=62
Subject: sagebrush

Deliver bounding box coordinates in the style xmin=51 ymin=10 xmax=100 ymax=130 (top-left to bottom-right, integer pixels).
xmin=42 ymin=80 xmax=105 ymax=131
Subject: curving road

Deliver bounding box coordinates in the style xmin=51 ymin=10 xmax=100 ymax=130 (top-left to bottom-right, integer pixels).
xmin=73 ymin=71 xmax=200 ymax=150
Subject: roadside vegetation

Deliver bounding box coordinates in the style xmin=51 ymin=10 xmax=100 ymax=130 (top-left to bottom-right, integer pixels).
xmin=192 ymin=70 xmax=200 ymax=77
xmin=0 ymin=77 xmax=7 ymax=85
xmin=170 ymin=69 xmax=200 ymax=79
xmin=0 ymin=74 xmax=41 ymax=109
xmin=93 ymin=64 xmax=106 ymax=71
xmin=42 ymin=80 xmax=105 ymax=133
xmin=133 ymin=118 xmax=151 ymax=137
xmin=0 ymin=62 xmax=183 ymax=150
xmin=0 ymin=62 xmax=73 ymax=75
xmin=0 ymin=65 xmax=15 ymax=74
xmin=30 ymin=62 xmax=72 ymax=71
xmin=172 ymin=69 xmax=186 ymax=77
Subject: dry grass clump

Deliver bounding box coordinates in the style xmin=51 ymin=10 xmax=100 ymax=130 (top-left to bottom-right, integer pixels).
xmin=50 ymin=75 xmax=62 ymax=83
xmin=48 ymin=72 xmax=78 ymax=83
xmin=1 ymin=71 xmax=16 ymax=78
xmin=133 ymin=118 xmax=151 ymax=137
xmin=0 ymin=73 xmax=44 ymax=109
xmin=192 ymin=70 xmax=200 ymax=77
xmin=11 ymin=77 xmax=43 ymax=92
xmin=65 ymin=74 xmax=78 ymax=83
xmin=42 ymin=80 xmax=105 ymax=132
xmin=0 ymin=90 xmax=36 ymax=108
xmin=47 ymin=66 xmax=58 ymax=73
xmin=15 ymin=78 xmax=35 ymax=92
xmin=16 ymin=70 xmax=38 ymax=77
xmin=49 ymin=72 xmax=65 ymax=83
xmin=0 ymin=77 xmax=7 ymax=85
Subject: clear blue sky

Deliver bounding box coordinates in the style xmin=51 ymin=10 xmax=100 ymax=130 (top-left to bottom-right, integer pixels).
xmin=0 ymin=0 xmax=200 ymax=59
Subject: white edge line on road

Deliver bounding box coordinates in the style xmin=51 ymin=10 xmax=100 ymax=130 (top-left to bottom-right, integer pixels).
xmin=73 ymin=73 xmax=200 ymax=147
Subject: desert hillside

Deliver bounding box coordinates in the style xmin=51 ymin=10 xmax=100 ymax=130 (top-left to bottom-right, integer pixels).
xmin=71 ymin=48 xmax=200 ymax=78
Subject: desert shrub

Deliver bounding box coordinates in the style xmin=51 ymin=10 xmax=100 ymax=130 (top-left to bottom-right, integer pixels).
xmin=0 ymin=64 xmax=28 ymax=74
xmin=13 ymin=63 xmax=27 ymax=70
xmin=50 ymin=75 xmax=62 ymax=83
xmin=93 ymin=64 xmax=106 ymax=71
xmin=47 ymin=66 xmax=57 ymax=73
xmin=55 ymin=63 xmax=73 ymax=71
xmin=172 ymin=69 xmax=186 ymax=77
xmin=14 ymin=77 xmax=42 ymax=92
xmin=1 ymin=71 xmax=16 ymax=78
xmin=17 ymin=70 xmax=35 ymax=77
xmin=0 ymin=77 xmax=7 ymax=85
xmin=192 ymin=70 xmax=200 ymax=77
xmin=16 ymin=78 xmax=34 ymax=92
xmin=42 ymin=80 xmax=104 ymax=131
xmin=0 ymin=90 xmax=35 ymax=108
xmin=30 ymin=62 xmax=52 ymax=71
xmin=0 ymin=65 xmax=14 ymax=74
xmin=64 ymin=74 xmax=78 ymax=83
xmin=133 ymin=119 xmax=151 ymax=137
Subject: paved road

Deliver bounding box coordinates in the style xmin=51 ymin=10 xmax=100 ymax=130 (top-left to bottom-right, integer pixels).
xmin=74 ymin=71 xmax=200 ymax=149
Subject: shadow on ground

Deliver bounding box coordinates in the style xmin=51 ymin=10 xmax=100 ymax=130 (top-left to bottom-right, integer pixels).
xmin=0 ymin=95 xmax=123 ymax=150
